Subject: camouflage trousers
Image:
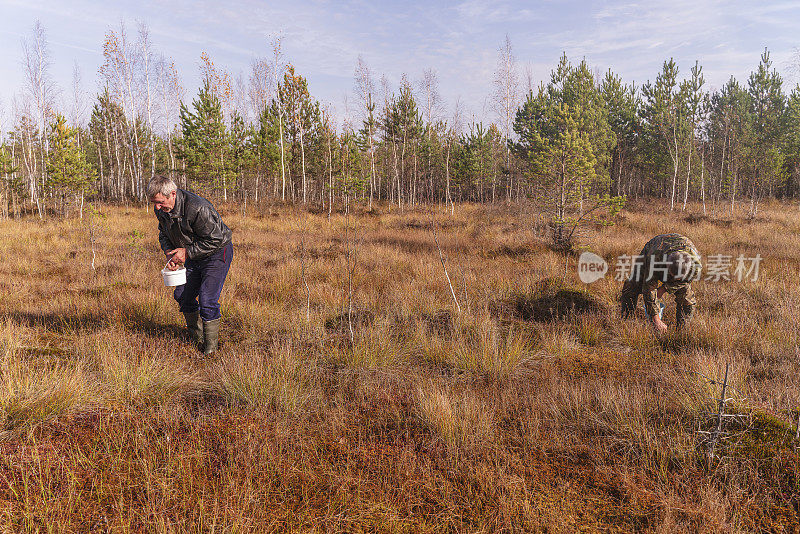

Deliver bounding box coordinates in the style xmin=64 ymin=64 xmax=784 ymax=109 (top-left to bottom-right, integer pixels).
xmin=620 ymin=277 xmax=696 ymax=329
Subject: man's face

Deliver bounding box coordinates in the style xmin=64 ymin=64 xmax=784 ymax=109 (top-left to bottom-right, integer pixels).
xmin=151 ymin=190 xmax=176 ymax=212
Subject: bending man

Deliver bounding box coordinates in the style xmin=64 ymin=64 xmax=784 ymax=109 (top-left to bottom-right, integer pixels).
xmin=620 ymin=233 xmax=701 ymax=334
xmin=148 ymin=175 xmax=233 ymax=354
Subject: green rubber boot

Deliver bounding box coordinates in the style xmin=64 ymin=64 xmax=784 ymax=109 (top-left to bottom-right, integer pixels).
xmin=183 ymin=312 xmax=204 ymax=349
xmin=202 ymin=318 xmax=221 ymax=355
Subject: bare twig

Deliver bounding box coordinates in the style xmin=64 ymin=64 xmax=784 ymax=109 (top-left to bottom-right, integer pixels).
xmin=299 ymin=234 xmax=310 ymax=324
xmin=689 ymin=369 xmax=744 ymax=396
xmin=345 ymin=196 xmax=355 ymax=344
xmin=86 ymin=203 xmax=100 ymax=273
xmin=459 ymin=265 xmax=469 ymax=314
xmin=431 ymin=214 xmax=461 ymax=314
xmin=89 ymin=222 xmax=96 ymax=272
xmin=709 ymin=363 xmax=730 ymax=458
xmin=796 ymin=405 xmax=799 ymax=440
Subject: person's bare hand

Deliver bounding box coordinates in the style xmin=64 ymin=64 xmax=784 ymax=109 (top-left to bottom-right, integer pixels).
xmin=166 ymin=248 xmax=186 ymax=270
xmin=653 ymin=318 xmax=668 ymax=335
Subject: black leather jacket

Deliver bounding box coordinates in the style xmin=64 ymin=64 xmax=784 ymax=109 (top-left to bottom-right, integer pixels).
xmin=156 ymin=189 xmax=232 ymax=261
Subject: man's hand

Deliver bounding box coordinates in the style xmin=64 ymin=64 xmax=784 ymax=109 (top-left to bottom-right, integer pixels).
xmin=653 ymin=318 xmax=668 ymax=335
xmin=166 ymin=248 xmax=187 ymax=270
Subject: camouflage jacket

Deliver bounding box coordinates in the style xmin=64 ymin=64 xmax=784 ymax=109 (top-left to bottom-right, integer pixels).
xmin=635 ymin=233 xmax=701 ymax=320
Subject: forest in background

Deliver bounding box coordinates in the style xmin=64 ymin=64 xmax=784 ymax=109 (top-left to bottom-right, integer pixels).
xmin=1 ymin=20 xmax=800 ymax=222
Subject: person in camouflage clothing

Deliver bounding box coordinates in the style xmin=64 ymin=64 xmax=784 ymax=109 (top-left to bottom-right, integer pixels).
xmin=620 ymin=233 xmax=702 ymax=334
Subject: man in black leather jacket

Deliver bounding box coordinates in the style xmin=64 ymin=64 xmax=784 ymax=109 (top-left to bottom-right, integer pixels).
xmin=148 ymin=175 xmax=233 ymax=355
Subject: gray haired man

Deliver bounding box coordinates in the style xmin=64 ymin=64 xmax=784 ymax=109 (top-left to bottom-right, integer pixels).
xmin=147 ymin=175 xmax=233 ymax=354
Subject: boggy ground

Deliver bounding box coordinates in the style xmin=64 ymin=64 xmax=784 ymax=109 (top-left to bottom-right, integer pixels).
xmin=0 ymin=200 xmax=799 ymax=532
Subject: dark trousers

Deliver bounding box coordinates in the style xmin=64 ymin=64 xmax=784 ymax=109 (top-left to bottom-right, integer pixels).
xmin=174 ymin=242 xmax=233 ymax=321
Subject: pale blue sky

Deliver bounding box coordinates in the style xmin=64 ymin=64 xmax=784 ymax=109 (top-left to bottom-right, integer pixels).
xmin=1 ymin=0 xmax=799 ymax=128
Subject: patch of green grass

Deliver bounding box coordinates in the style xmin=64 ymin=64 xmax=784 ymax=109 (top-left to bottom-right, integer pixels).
xmin=726 ymin=412 xmax=799 ymax=459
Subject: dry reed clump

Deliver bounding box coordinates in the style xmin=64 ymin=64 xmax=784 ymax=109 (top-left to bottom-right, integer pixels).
xmin=91 ymin=331 xmax=198 ymax=409
xmin=0 ymin=321 xmax=95 ymax=435
xmin=658 ymin=320 xmax=718 ymax=353
xmin=449 ymin=318 xmax=534 ymax=379
xmin=0 ymin=360 xmax=94 ymax=436
xmin=324 ymin=327 xmax=412 ymax=369
xmin=208 ymin=343 xmax=315 ymax=412
xmin=0 ymin=201 xmax=798 ymax=531
xmin=414 ymin=381 xmax=496 ymax=453
xmin=572 ymin=314 xmax=610 ymax=347
xmin=412 ymin=313 xmax=536 ymax=379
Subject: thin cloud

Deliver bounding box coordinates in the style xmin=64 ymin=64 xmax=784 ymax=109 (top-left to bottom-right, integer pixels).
xmin=1 ymin=0 xmax=799 ymax=125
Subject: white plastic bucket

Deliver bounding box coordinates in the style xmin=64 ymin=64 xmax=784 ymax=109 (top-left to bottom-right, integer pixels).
xmin=161 ymin=253 xmax=187 ymax=286
xmin=161 ymin=254 xmax=186 ymax=287
xmin=161 ymin=265 xmax=187 ymax=286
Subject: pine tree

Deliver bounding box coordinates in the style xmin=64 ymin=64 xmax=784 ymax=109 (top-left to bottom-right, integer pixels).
xmin=229 ymin=111 xmax=254 ymax=204
xmin=179 ymin=81 xmax=229 ymax=196
xmin=782 ymin=87 xmax=800 ymax=199
xmin=513 ymin=54 xmax=622 ymax=251
xmin=0 ymin=142 xmax=20 ymax=218
xmin=642 ymin=59 xmax=682 ymax=208
xmin=454 ymin=122 xmax=495 ymax=202
xmin=746 ymin=49 xmax=785 ymax=215
xmin=381 ymin=79 xmax=423 ymax=208
xmin=706 ymin=77 xmax=751 ymax=211
xmin=89 ymin=88 xmax=129 ymax=199
xmin=601 ymin=70 xmax=639 ymax=197
xmin=338 ymin=126 xmax=366 ymax=206
xmin=277 ymin=66 xmax=321 ymax=203
xmin=254 ymin=104 xmax=283 ymax=198
xmin=46 ymin=114 xmax=95 ymax=217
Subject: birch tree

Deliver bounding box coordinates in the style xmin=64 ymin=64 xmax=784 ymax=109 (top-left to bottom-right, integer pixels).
xmin=156 ymin=56 xmax=182 ymax=180
xmin=418 ymin=68 xmax=442 ymax=202
xmin=270 ymin=36 xmax=288 ymax=201
xmin=138 ymin=22 xmax=157 ymax=179
xmin=69 ymin=62 xmax=87 ymax=133
xmin=21 ymin=20 xmax=58 ymax=216
xmin=492 ymin=35 xmax=519 ymax=201
xmin=444 ymin=98 xmax=465 ymax=213
xmin=679 ymin=61 xmax=704 ymax=210
xmin=101 ymin=22 xmax=145 ymax=199
xmin=354 ymin=56 xmax=377 ymax=209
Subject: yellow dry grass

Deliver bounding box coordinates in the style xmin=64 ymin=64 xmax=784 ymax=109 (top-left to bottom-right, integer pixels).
xmin=0 ymin=199 xmax=798 ymax=531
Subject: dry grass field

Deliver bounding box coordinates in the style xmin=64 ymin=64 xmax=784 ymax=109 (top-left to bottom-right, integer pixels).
xmin=0 ymin=200 xmax=799 ymax=532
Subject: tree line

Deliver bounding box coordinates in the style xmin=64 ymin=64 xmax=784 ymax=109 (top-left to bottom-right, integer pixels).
xmin=1 ymin=21 xmax=799 ymax=221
